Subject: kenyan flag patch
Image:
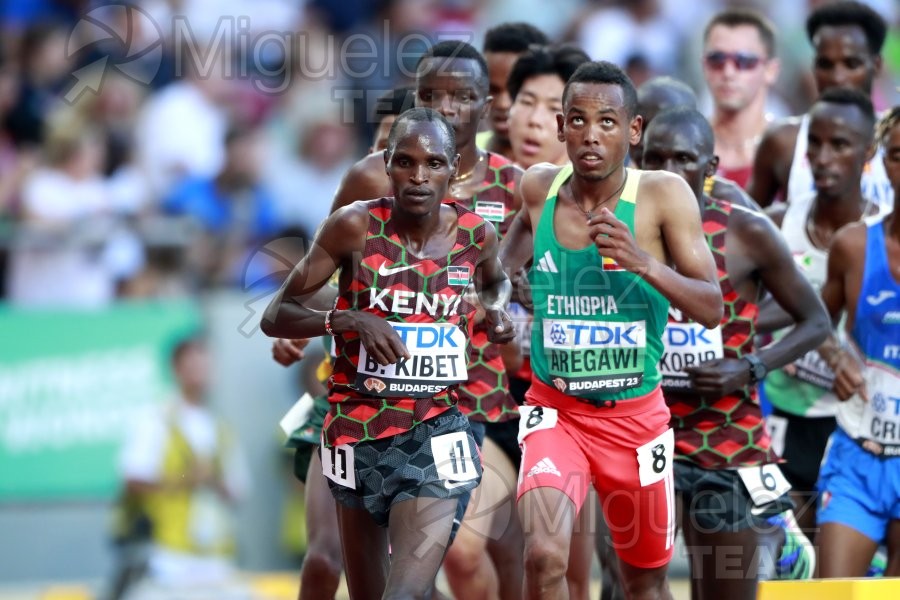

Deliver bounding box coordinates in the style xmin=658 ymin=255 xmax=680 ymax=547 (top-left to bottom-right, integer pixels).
xmin=475 ymin=201 xmax=505 ymax=222
xmin=447 ymin=266 xmax=471 ymax=287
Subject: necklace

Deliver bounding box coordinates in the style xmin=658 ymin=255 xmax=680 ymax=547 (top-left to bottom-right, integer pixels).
xmin=573 ymin=171 xmax=628 ymax=221
xmin=451 ymin=151 xmax=486 ymax=186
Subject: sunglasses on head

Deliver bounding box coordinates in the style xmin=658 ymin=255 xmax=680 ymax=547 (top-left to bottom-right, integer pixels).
xmin=704 ymin=51 xmax=762 ymax=71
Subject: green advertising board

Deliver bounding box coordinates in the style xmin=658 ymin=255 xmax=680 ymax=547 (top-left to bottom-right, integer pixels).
xmin=0 ymin=301 xmax=202 ymax=501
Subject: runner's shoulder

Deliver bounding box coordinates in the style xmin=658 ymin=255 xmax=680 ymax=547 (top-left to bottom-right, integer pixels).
xmin=520 ymin=162 xmax=566 ymax=207
xmin=759 ymin=116 xmax=803 ymax=152
xmin=331 ymin=151 xmax=391 ymax=212
xmin=831 ymin=220 xmax=868 ymax=262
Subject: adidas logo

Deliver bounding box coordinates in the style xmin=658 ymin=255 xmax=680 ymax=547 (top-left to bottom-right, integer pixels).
xmin=527 ymin=457 xmax=561 ymax=478
xmin=535 ymin=250 xmax=558 ymax=273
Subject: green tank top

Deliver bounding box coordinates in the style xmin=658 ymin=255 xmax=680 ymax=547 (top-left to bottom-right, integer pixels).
xmin=529 ymin=165 xmax=669 ymax=402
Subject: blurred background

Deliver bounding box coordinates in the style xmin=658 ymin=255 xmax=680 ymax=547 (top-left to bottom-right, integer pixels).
xmin=0 ymin=0 xmax=897 ymax=598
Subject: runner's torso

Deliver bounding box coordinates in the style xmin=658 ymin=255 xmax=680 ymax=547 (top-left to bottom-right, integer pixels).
xmin=529 ymin=165 xmax=669 ymax=402
xmin=325 ymin=198 xmax=486 ymax=446
xmin=837 ymin=218 xmax=900 ymax=457
xmin=663 ymin=198 xmax=777 ymax=468
xmin=446 ymin=152 xmax=520 ymax=421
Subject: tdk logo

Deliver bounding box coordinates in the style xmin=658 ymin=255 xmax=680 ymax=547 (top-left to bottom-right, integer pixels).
xmin=550 ymin=323 xmax=568 ymax=345
xmin=666 ymin=327 xmax=715 ymax=346
xmin=392 ymin=324 xmax=460 ymax=348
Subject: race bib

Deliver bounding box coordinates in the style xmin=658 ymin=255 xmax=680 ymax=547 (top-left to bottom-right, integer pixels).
xmin=357 ymin=322 xmax=468 ymax=397
xmin=321 ymin=441 xmax=355 ymax=489
xmin=765 ymin=415 xmax=788 ymax=458
xmin=474 ymin=200 xmax=506 ymax=222
xmin=517 ymin=405 xmax=558 ymax=444
xmin=430 ymin=431 xmax=479 ymax=483
xmin=543 ymin=319 xmax=646 ymax=394
xmin=858 ymin=362 xmax=900 ymax=456
xmin=737 ymin=464 xmax=791 ymax=508
xmin=660 ymin=323 xmax=723 ymax=389
xmin=636 ymin=428 xmax=674 ymax=487
xmin=789 ymin=349 xmax=835 ymax=390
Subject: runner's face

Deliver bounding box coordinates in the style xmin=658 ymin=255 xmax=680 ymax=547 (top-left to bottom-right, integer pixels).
xmin=812 ymin=25 xmax=880 ymax=94
xmin=559 ymin=82 xmax=641 ymax=181
xmin=485 ymin=51 xmax=518 ymax=140
xmin=509 ymin=73 xmax=567 ymax=168
xmin=882 ymin=122 xmax=900 ymax=192
xmin=703 ymin=24 xmax=777 ymax=113
xmin=642 ymin=121 xmax=715 ymax=200
xmin=386 ymin=121 xmax=458 ymax=216
xmin=806 ymin=102 xmax=872 ymax=198
xmin=416 ymin=57 xmax=490 ymax=148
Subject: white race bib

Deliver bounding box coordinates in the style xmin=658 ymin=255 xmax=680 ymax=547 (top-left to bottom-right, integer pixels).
xmin=765 ymin=415 xmax=788 ymax=458
xmin=430 ymin=431 xmax=479 ymax=483
xmin=737 ymin=463 xmax=791 ymax=508
xmin=517 ymin=405 xmax=558 ymax=444
xmin=321 ymin=440 xmax=355 ymax=489
xmin=636 ymin=428 xmax=674 ymax=487
xmin=660 ymin=323 xmax=724 ymax=388
xmin=357 ymin=322 xmax=468 ymax=397
xmin=857 ymin=362 xmax=900 ymax=455
xmin=279 ymin=392 xmax=315 ymax=437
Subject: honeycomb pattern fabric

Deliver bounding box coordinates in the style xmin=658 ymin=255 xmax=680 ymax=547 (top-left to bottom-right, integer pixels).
xmin=446 ymin=152 xmax=520 ymax=422
xmin=666 ymin=197 xmax=779 ymax=469
xmin=325 ymin=198 xmax=486 ymax=447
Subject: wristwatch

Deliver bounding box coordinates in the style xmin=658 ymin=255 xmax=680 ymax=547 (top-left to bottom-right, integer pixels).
xmin=743 ymin=354 xmax=768 ymax=384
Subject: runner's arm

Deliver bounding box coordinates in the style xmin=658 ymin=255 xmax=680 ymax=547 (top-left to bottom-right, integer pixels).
xmin=477 ymin=225 xmax=515 ymax=344
xmin=747 ymin=121 xmax=798 ymax=208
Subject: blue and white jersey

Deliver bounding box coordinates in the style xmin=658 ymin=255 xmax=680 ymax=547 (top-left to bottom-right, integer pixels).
xmin=837 ymin=217 xmax=900 ymax=456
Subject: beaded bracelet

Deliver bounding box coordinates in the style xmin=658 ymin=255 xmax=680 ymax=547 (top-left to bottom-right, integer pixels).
xmin=324 ymin=309 xmax=336 ymax=336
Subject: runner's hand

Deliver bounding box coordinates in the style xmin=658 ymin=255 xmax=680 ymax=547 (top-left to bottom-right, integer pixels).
xmin=684 ymin=358 xmax=750 ymax=396
xmin=829 ymin=348 xmax=867 ymax=402
xmin=484 ymin=308 xmax=516 ymax=344
xmin=272 ymin=338 xmax=310 ymax=366
xmin=351 ymin=312 xmax=410 ymax=366
xmin=588 ymin=207 xmax=651 ymax=274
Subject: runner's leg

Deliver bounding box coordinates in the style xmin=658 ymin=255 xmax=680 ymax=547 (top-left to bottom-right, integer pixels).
xmin=335 ymin=503 xmax=389 ymax=600
xmin=299 ymin=453 xmax=343 ymax=600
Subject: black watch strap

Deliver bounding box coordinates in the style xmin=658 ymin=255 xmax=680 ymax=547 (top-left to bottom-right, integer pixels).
xmin=743 ymin=354 xmax=768 ymax=384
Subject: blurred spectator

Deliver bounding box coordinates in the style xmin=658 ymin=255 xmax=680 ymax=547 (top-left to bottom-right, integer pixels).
xmin=114 ymin=337 xmax=250 ymax=599
xmin=4 ymin=21 xmax=74 ymax=148
xmin=7 ymin=109 xmax=144 ymax=306
xmin=133 ymin=44 xmax=231 ymax=201
xmin=266 ymin=116 xmax=358 ymax=240
xmin=163 ymin=124 xmax=280 ymax=288
xmin=568 ymin=0 xmax=682 ymax=76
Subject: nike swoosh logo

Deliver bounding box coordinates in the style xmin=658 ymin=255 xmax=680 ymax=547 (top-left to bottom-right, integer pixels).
xmin=378 ymin=262 xmax=421 ymax=277
xmin=867 ymin=290 xmax=897 ymax=306
xmin=443 ymin=479 xmax=471 ymax=490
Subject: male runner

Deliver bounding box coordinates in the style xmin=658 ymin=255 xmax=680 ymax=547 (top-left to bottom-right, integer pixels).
xmin=507 ymin=44 xmax=591 ymax=170
xmin=642 ymin=107 xmax=827 ymax=598
xmin=499 ymin=61 xmax=723 ymax=600
xmin=631 ymin=76 xmax=760 ymax=212
xmin=273 ymin=85 xmax=416 ymax=600
xmin=760 ymin=87 xmax=880 ymax=534
xmin=701 ymin=8 xmax=779 ymax=190
xmin=330 ymin=40 xmax=527 ymax=599
xmin=816 ymin=106 xmax=900 ymax=578
xmin=749 ymin=1 xmax=891 ymax=210
xmin=262 ymin=108 xmax=514 ymax=599
xmin=479 ymin=22 xmax=550 ymax=157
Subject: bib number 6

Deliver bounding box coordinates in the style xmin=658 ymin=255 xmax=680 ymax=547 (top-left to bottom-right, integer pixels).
xmin=636 ymin=428 xmax=674 ymax=487
xmin=517 ymin=406 xmax=558 ymax=444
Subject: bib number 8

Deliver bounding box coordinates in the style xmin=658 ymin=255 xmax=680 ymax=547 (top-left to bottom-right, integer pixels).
xmin=636 ymin=429 xmax=674 ymax=487
xmin=517 ymin=406 xmax=558 ymax=444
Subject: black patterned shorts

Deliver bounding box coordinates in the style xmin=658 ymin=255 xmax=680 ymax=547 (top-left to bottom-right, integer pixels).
xmin=675 ymin=461 xmax=794 ymax=532
xmin=322 ymin=406 xmax=483 ymax=528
